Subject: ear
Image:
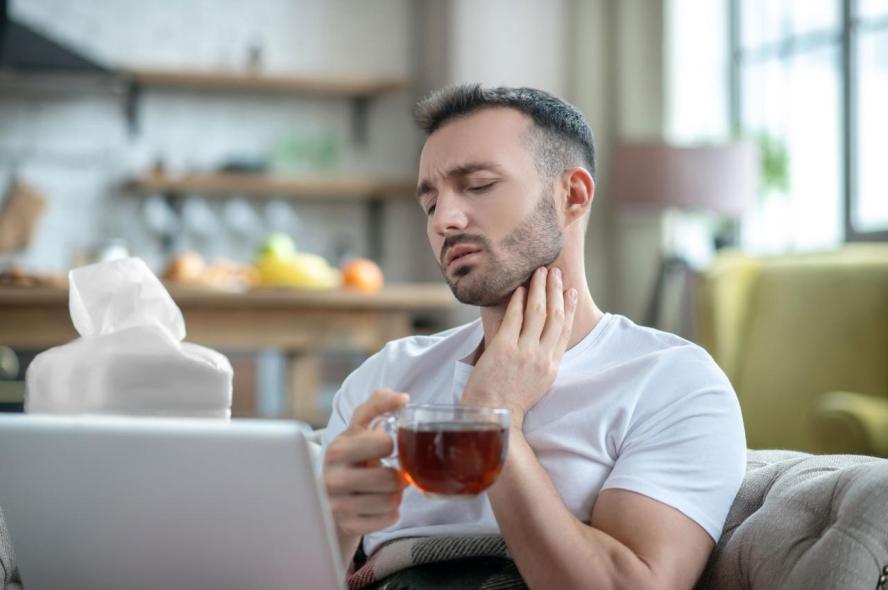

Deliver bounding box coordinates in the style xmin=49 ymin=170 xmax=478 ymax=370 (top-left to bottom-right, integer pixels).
xmin=560 ymin=167 xmax=594 ymax=225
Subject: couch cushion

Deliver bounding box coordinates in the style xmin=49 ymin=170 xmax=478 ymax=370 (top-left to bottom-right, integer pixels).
xmin=697 ymin=449 xmax=888 ymax=589
xmin=0 ymin=504 xmax=21 ymax=590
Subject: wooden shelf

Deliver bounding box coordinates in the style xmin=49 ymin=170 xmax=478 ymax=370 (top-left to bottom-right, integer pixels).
xmin=0 ymin=283 xmax=454 ymax=310
xmin=126 ymin=68 xmax=409 ymax=97
xmin=125 ymin=172 xmax=416 ymax=200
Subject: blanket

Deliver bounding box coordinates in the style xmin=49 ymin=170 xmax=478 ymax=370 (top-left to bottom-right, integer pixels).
xmin=348 ymin=535 xmax=527 ymax=590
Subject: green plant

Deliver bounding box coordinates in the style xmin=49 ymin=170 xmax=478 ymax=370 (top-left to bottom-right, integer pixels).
xmin=755 ymin=132 xmax=790 ymax=195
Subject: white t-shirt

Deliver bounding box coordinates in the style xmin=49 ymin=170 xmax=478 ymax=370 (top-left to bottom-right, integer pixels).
xmin=322 ymin=313 xmax=746 ymax=556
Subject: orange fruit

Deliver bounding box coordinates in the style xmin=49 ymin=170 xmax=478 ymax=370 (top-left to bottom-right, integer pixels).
xmin=341 ymin=258 xmax=384 ymax=293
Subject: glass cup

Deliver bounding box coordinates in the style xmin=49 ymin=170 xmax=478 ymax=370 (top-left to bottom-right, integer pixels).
xmin=370 ymin=404 xmax=511 ymax=498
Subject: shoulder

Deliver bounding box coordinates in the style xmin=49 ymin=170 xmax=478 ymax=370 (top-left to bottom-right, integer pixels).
xmin=600 ymin=314 xmax=731 ymax=391
xmin=598 ymin=322 xmax=746 ymax=540
xmin=588 ymin=315 xmax=740 ymax=437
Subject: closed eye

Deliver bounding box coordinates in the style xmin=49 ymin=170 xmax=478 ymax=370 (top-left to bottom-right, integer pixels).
xmin=425 ymin=203 xmax=436 ymax=216
xmin=468 ymin=182 xmax=496 ymax=193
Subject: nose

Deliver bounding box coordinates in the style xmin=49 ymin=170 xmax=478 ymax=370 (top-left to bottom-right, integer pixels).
xmin=429 ymin=190 xmax=469 ymax=237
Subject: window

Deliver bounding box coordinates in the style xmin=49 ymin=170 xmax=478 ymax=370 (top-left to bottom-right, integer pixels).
xmin=855 ymin=5 xmax=888 ymax=233
xmin=731 ymin=0 xmax=888 ymax=246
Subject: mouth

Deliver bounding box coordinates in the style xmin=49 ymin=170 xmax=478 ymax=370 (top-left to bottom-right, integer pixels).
xmin=445 ymin=244 xmax=482 ymax=268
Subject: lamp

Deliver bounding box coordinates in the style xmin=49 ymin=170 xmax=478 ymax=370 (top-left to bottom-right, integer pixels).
xmin=610 ymin=141 xmax=759 ymax=333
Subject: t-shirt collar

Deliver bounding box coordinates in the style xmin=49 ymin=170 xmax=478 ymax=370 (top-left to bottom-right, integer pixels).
xmin=452 ymin=312 xmax=613 ymax=382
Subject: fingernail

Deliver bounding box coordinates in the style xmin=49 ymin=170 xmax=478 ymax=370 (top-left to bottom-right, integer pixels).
xmin=570 ymin=289 xmax=578 ymax=303
xmin=553 ymin=268 xmax=561 ymax=280
xmin=538 ymin=267 xmax=547 ymax=276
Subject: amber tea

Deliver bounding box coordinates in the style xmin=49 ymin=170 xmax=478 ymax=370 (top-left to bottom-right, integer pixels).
xmin=397 ymin=421 xmax=507 ymax=496
xmin=372 ymin=404 xmax=511 ymax=497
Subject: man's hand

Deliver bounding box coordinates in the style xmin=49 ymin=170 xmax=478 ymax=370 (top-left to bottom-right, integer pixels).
xmin=323 ymin=389 xmax=410 ymax=566
xmin=462 ymin=266 xmax=577 ymax=429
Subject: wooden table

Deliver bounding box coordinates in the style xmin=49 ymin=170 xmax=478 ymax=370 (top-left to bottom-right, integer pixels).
xmin=0 ymin=284 xmax=455 ymax=424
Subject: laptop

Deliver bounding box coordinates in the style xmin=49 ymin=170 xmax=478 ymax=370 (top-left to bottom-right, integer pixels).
xmin=0 ymin=414 xmax=345 ymax=590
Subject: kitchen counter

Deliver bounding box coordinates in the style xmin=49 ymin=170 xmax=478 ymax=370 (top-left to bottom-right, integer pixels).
xmin=0 ymin=283 xmax=456 ymax=424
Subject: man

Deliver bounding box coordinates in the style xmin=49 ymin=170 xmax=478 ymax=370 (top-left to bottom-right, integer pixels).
xmin=322 ymin=85 xmax=746 ymax=589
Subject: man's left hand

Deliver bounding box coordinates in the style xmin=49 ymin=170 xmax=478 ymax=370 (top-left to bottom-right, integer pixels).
xmin=461 ymin=266 xmax=577 ymax=429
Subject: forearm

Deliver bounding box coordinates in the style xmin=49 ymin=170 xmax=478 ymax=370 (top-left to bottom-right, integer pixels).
xmin=487 ymin=430 xmax=654 ymax=590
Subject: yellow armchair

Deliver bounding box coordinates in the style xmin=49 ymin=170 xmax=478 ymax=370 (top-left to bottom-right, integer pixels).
xmin=696 ymin=244 xmax=888 ymax=456
xmin=814 ymin=391 xmax=888 ymax=455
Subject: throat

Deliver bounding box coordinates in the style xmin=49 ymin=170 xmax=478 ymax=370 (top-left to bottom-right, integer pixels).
xmin=460 ymin=338 xmax=485 ymax=367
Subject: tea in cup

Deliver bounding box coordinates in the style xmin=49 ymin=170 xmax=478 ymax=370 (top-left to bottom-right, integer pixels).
xmin=371 ymin=404 xmax=511 ymax=497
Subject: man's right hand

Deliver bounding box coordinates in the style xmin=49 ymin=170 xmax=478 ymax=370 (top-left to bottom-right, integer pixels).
xmin=323 ymin=388 xmax=410 ymax=566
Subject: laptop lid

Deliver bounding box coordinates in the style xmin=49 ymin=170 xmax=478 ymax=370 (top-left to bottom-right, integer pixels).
xmin=0 ymin=414 xmax=345 ymax=590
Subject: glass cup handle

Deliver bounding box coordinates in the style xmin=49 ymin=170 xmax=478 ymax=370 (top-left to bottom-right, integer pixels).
xmin=368 ymin=413 xmax=399 ymax=469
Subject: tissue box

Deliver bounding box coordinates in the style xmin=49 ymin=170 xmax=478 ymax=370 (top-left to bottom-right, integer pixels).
xmin=25 ymin=258 xmax=233 ymax=419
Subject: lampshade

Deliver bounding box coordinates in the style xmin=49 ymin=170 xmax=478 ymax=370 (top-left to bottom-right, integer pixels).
xmin=610 ymin=141 xmax=759 ymax=217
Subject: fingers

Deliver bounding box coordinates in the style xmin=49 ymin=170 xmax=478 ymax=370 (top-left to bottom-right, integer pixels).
xmin=330 ymin=489 xmax=403 ymax=517
xmin=496 ymin=285 xmax=526 ymax=342
xmin=555 ymin=288 xmax=579 ymax=358
xmin=325 ymin=429 xmax=396 ymax=466
xmin=349 ymin=388 xmax=410 ymax=430
xmin=326 ymin=390 xmax=411 ymax=540
xmin=540 ymin=267 xmax=565 ymax=349
xmin=519 ymin=267 xmax=548 ymax=342
xmin=329 ymin=484 xmax=405 ymax=537
xmin=521 ymin=266 xmax=577 ymax=356
xmin=325 ymin=465 xmax=407 ymax=495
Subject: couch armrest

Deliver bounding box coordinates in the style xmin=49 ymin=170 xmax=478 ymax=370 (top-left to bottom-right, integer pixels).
xmin=813 ymin=391 xmax=888 ymax=457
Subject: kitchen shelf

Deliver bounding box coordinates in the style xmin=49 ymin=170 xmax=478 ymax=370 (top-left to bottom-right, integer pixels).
xmin=0 ymin=283 xmax=453 ymax=309
xmin=126 ymin=68 xmax=408 ymax=97
xmin=123 ymin=68 xmax=409 ymax=141
xmin=125 ymin=172 xmax=416 ymax=200
xmin=124 ymin=172 xmax=417 ymax=259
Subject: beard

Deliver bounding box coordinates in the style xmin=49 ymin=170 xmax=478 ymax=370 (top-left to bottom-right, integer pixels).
xmin=439 ymin=188 xmax=563 ymax=307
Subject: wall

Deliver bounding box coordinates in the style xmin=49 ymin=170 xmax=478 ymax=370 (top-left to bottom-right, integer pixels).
xmin=569 ymin=0 xmax=616 ymax=310
xmin=0 ymin=0 xmax=425 ymax=282
xmin=570 ymin=0 xmax=668 ymax=322
xmin=450 ymin=0 xmax=567 ymax=95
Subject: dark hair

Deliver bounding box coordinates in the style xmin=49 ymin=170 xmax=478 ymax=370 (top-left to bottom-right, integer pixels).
xmin=414 ymin=84 xmax=596 ymax=181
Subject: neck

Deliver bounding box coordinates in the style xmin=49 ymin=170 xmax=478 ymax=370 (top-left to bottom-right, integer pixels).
xmin=476 ymin=256 xmax=604 ymax=358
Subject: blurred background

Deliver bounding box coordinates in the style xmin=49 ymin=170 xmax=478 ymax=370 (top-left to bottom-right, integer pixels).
xmin=0 ymin=0 xmax=886 ymax=454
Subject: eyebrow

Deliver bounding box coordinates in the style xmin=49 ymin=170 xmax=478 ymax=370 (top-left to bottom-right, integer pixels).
xmin=416 ymin=161 xmax=503 ymax=199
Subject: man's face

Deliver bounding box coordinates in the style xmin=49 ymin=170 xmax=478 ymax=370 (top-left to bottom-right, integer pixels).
xmin=417 ymin=108 xmax=563 ymax=307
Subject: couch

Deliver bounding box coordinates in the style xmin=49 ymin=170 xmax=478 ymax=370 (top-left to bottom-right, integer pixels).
xmin=696 ymin=244 xmax=888 ymax=456
xmin=2 ymin=449 xmax=886 ymax=589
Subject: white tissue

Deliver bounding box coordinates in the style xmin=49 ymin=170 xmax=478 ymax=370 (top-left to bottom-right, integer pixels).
xmin=25 ymin=257 xmax=233 ymax=419
xmin=68 ymin=257 xmax=186 ymax=340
